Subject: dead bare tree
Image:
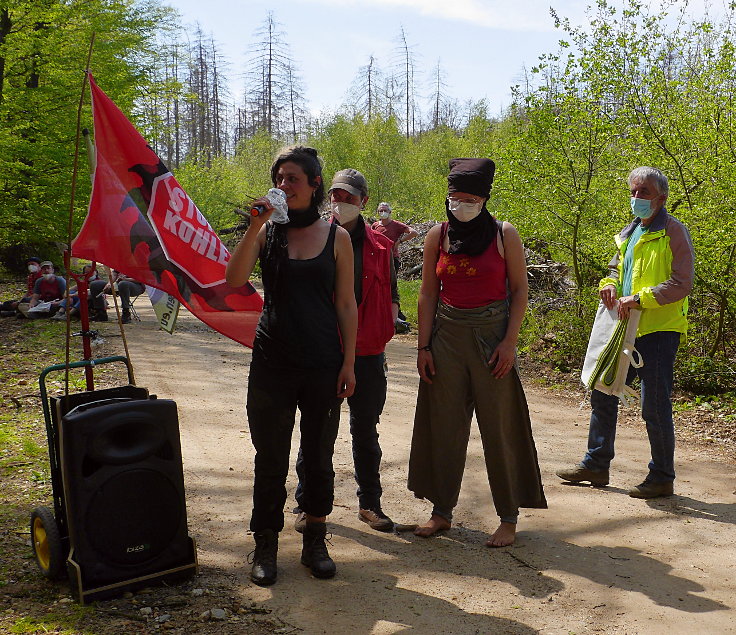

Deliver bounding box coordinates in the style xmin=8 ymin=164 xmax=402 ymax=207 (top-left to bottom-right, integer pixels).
xmin=243 ymin=11 xmax=307 ymax=139
xmin=424 ymin=59 xmax=463 ymax=131
xmin=183 ymin=27 xmax=230 ymax=163
xmin=167 ymin=43 xmax=182 ymax=168
xmin=392 ymin=26 xmax=419 ymax=137
xmin=285 ymin=60 xmax=308 ymax=141
xmin=347 ymin=54 xmax=383 ymax=119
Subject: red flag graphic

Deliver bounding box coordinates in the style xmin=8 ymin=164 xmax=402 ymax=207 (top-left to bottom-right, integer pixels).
xmin=73 ymin=74 xmax=263 ymax=347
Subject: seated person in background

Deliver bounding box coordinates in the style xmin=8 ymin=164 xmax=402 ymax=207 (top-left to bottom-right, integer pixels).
xmin=100 ymin=270 xmax=144 ymax=323
xmin=52 ymin=264 xmax=107 ymax=321
xmin=0 ymin=257 xmax=43 ymax=317
xmin=19 ymin=261 xmax=66 ymax=318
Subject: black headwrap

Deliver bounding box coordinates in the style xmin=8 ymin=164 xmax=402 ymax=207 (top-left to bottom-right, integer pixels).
xmin=445 ymin=158 xmax=497 ymax=256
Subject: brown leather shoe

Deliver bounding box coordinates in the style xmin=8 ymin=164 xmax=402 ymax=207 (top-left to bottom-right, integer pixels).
xmin=628 ymin=481 xmax=673 ymax=499
xmin=556 ymin=464 xmax=609 ymax=486
xmin=358 ymin=508 xmax=394 ymax=532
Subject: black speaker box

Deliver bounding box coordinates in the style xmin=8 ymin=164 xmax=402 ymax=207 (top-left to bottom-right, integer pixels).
xmin=59 ymin=397 xmax=197 ymax=603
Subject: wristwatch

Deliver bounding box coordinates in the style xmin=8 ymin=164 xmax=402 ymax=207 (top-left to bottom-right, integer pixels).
xmin=633 ymin=293 xmax=641 ymax=305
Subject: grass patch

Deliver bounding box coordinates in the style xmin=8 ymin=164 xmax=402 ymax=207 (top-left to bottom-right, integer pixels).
xmin=397 ymin=279 xmax=421 ymax=324
xmin=0 ymin=286 xmax=131 ymax=628
xmin=10 ymin=608 xmax=96 ymax=634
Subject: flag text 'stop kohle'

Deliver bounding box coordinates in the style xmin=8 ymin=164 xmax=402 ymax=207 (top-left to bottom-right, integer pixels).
xmin=73 ymin=74 xmax=263 ymax=347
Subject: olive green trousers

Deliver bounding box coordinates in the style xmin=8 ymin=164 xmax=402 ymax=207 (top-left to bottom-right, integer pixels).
xmin=408 ymin=301 xmax=547 ymax=519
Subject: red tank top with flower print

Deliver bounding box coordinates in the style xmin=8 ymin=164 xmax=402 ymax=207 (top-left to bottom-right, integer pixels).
xmin=436 ymin=222 xmax=507 ymax=308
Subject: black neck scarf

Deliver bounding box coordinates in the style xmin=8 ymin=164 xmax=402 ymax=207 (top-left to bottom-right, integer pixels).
xmin=445 ymin=201 xmax=497 ymax=256
xmin=286 ymin=206 xmax=320 ymax=228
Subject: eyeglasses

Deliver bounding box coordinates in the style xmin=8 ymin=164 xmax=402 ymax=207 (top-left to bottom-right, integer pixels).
xmin=447 ymin=196 xmax=483 ymax=205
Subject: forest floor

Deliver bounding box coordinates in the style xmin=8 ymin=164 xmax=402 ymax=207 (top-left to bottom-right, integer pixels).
xmin=1 ymin=291 xmax=735 ymax=634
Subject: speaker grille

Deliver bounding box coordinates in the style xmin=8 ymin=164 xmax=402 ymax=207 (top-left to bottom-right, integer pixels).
xmin=85 ymin=469 xmax=182 ymax=566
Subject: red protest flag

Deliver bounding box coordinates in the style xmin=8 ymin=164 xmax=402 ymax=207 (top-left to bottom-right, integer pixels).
xmin=72 ymin=74 xmax=263 ymax=347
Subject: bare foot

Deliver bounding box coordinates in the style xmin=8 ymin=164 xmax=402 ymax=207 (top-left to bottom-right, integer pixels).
xmin=485 ymin=521 xmax=516 ymax=547
xmin=413 ymin=514 xmax=451 ymax=537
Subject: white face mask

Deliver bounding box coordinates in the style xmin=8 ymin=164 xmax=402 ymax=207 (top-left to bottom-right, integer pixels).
xmin=332 ymin=202 xmax=361 ymax=224
xmin=28 ymin=263 xmax=40 ymax=273
xmin=44 ymin=273 xmax=55 ymax=281
xmin=379 ymin=211 xmax=390 ymax=219
xmin=448 ymin=199 xmax=483 ymax=222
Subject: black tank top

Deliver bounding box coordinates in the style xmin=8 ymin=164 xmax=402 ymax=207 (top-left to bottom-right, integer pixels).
xmin=254 ymin=222 xmax=343 ymax=370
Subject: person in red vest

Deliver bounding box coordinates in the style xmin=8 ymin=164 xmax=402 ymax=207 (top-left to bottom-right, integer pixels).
xmin=0 ymin=257 xmax=43 ymax=316
xmin=25 ymin=257 xmax=44 ymax=297
xmin=294 ymin=168 xmax=400 ymax=533
xmin=21 ymin=261 xmax=66 ymax=318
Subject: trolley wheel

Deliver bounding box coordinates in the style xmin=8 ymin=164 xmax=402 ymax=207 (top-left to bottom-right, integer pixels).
xmin=31 ymin=506 xmax=64 ymax=580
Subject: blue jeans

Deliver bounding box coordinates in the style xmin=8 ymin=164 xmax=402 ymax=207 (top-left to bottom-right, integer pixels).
xmin=583 ymin=330 xmax=680 ymax=483
xmin=297 ymin=353 xmax=387 ymax=511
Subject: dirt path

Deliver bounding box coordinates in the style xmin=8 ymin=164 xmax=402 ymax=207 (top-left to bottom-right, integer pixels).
xmin=116 ymin=304 xmax=735 ymax=634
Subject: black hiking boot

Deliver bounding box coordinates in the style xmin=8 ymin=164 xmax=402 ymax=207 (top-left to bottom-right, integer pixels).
xmin=92 ymin=309 xmax=108 ymax=322
xmin=121 ymin=308 xmax=131 ymax=324
xmin=250 ymin=529 xmax=278 ymax=586
xmin=301 ymin=522 xmax=336 ymax=579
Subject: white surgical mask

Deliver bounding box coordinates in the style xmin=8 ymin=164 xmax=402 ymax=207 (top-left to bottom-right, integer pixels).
xmin=332 ymin=202 xmax=361 ymax=224
xmin=44 ymin=273 xmax=55 ymax=281
xmin=379 ymin=211 xmax=390 ymax=219
xmin=28 ymin=263 xmax=39 ymax=273
xmin=448 ymin=199 xmax=483 ymax=222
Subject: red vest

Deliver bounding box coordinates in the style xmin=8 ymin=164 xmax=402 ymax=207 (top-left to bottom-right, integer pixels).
xmin=356 ymin=226 xmax=395 ymax=356
xmin=26 ymin=271 xmax=42 ymax=296
xmin=37 ymin=277 xmax=64 ymax=302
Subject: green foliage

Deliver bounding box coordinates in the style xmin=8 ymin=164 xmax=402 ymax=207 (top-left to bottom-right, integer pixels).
xmin=521 ymin=292 xmax=599 ymax=374
xmin=1 ymin=0 xmax=735 ymax=395
xmin=0 ymin=0 xmax=176 ymax=250
xmin=397 ymin=280 xmax=420 ymax=323
xmin=676 ymin=351 xmax=736 ymax=395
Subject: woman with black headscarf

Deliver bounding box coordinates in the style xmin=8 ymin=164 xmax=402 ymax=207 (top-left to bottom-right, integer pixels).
xmin=408 ymin=158 xmax=546 ymax=547
xmin=226 ymin=146 xmax=357 ymax=585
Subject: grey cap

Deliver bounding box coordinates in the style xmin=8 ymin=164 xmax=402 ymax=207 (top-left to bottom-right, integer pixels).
xmin=329 ymin=168 xmax=368 ymax=198
xmin=40 ymin=260 xmax=54 ymax=268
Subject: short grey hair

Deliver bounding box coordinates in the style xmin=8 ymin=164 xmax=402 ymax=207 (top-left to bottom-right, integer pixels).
xmin=628 ymin=167 xmax=668 ymax=197
xmin=377 ymin=201 xmax=391 ymax=211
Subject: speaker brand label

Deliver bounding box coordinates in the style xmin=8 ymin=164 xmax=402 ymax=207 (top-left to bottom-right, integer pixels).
xmin=126 ymin=543 xmax=151 ymax=554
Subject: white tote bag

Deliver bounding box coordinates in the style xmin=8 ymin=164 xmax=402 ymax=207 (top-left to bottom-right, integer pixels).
xmin=581 ymin=303 xmax=643 ymax=406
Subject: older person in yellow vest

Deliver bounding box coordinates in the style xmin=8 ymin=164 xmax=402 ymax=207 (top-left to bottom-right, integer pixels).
xmin=557 ymin=166 xmax=694 ymax=498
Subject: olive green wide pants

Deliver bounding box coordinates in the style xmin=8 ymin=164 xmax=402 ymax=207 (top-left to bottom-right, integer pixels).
xmin=408 ymin=301 xmax=547 ymax=519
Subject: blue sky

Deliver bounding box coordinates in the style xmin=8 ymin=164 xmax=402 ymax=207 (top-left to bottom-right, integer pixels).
xmin=165 ymin=0 xmax=724 ymax=117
